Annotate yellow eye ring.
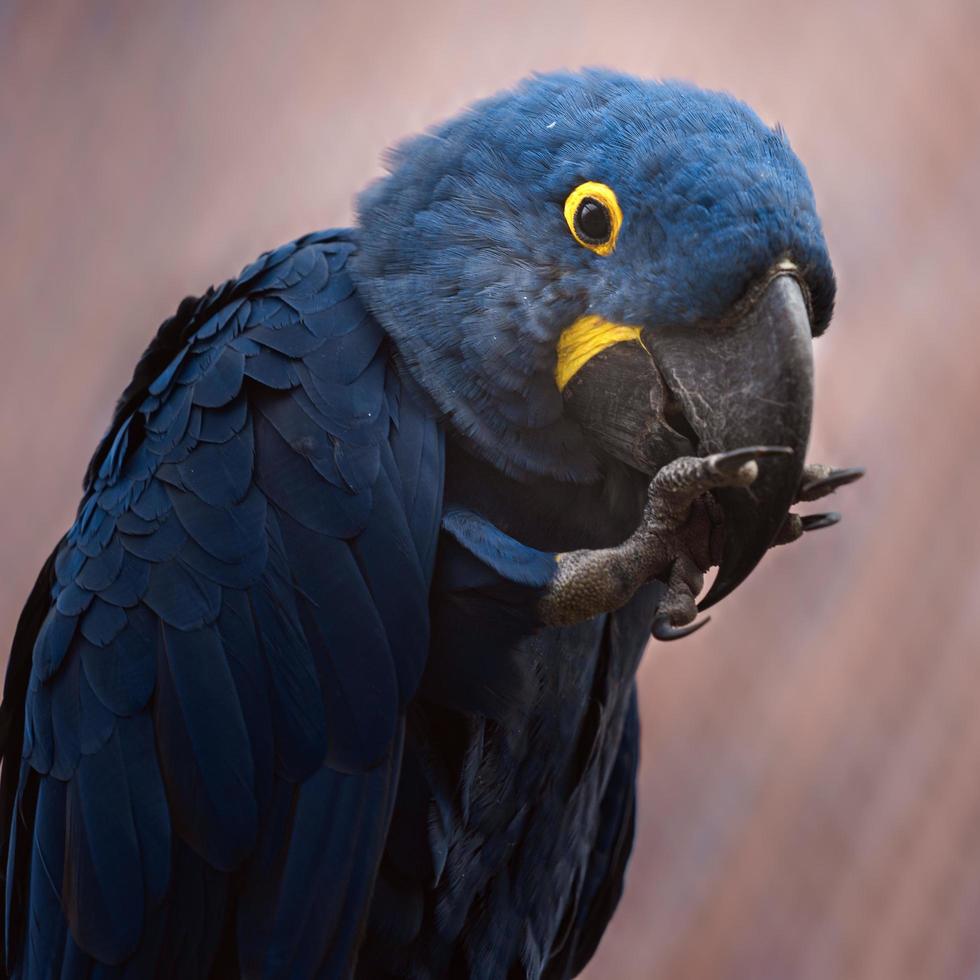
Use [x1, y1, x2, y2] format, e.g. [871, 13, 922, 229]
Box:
[563, 181, 622, 256]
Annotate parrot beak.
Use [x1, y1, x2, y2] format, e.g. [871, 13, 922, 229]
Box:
[645, 270, 814, 609]
[562, 267, 814, 608]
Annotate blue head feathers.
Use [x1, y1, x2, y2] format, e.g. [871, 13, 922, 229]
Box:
[351, 69, 834, 482]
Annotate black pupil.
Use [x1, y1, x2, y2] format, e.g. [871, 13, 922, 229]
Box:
[574, 197, 612, 244]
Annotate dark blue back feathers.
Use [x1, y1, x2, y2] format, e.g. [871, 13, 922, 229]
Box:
[0, 230, 444, 977]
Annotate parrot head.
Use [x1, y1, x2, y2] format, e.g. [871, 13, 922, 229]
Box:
[352, 69, 834, 609]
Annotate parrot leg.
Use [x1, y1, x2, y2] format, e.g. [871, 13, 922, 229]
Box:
[539, 447, 789, 628]
[772, 464, 865, 546]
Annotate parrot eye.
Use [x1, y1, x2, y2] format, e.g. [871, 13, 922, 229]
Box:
[564, 181, 622, 255]
[576, 200, 611, 243]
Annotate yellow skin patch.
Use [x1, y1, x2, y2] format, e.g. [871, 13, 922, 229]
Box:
[554, 316, 647, 391]
[556, 180, 639, 389]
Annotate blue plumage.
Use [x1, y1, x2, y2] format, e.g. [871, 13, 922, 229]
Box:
[1, 229, 444, 977]
[353, 70, 832, 483]
[0, 69, 835, 978]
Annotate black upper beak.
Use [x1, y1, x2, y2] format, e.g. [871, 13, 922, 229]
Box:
[562, 268, 814, 609]
[645, 272, 814, 609]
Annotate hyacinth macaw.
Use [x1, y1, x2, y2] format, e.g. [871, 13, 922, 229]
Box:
[0, 70, 861, 979]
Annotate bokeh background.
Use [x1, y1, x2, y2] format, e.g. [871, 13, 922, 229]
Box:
[2, 1, 979, 977]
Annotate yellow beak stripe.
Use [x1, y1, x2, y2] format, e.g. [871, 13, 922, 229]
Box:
[554, 316, 647, 392]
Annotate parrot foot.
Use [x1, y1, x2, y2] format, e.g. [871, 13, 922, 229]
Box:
[538, 446, 789, 628]
[797, 464, 865, 502]
[773, 464, 864, 546]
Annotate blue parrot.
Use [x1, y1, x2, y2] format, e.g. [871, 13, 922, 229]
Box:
[0, 70, 860, 978]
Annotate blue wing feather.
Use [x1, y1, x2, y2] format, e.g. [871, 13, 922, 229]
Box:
[1, 230, 445, 977]
[197, 391, 248, 443]
[118, 511, 186, 563]
[191, 347, 246, 408]
[25, 776, 68, 978]
[277, 511, 398, 771]
[174, 419, 254, 506]
[79, 599, 127, 648]
[63, 727, 146, 964]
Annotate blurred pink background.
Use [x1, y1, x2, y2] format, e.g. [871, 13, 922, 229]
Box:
[2, 2, 979, 977]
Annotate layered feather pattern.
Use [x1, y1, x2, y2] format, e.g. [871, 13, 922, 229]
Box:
[0, 230, 444, 977]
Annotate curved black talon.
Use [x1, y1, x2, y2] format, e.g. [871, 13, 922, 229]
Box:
[712, 445, 794, 474]
[801, 511, 841, 532]
[652, 614, 711, 642]
[800, 467, 865, 500]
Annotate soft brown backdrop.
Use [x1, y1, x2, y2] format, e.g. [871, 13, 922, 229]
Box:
[2, 2, 979, 978]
